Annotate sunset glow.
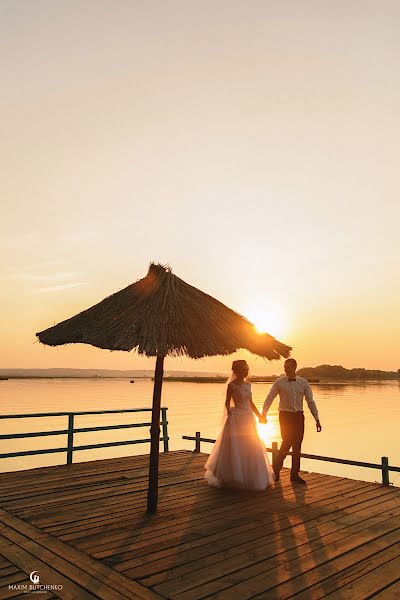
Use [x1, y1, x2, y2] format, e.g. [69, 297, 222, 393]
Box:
[245, 305, 288, 340]
[1, 2, 399, 372]
[257, 414, 281, 446]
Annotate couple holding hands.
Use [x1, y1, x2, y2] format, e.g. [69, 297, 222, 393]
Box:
[205, 358, 322, 490]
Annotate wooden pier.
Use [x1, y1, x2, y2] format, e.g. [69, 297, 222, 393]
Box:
[1, 450, 400, 599]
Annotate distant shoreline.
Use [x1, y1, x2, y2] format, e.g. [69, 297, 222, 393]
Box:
[1, 376, 398, 384]
[0, 364, 398, 383]
[0, 375, 151, 380]
[163, 377, 398, 384]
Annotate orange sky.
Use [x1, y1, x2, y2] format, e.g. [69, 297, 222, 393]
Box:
[1, 1, 399, 374]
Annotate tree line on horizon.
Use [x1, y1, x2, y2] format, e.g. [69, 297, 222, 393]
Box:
[296, 364, 400, 380]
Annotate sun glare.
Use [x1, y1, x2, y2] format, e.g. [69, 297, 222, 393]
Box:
[257, 415, 280, 445]
[245, 304, 287, 339]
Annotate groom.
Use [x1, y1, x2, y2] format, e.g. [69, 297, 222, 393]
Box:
[260, 358, 322, 484]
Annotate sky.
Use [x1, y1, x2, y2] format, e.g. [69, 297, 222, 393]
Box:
[1, 0, 399, 375]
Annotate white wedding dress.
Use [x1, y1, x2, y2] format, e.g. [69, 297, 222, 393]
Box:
[204, 381, 274, 490]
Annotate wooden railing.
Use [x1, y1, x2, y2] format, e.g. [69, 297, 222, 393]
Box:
[0, 408, 169, 465]
[182, 432, 400, 486]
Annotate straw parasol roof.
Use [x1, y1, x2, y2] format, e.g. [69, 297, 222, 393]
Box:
[37, 263, 291, 360]
[37, 263, 291, 513]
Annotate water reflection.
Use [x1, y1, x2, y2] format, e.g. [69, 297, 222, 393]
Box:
[1, 379, 399, 483]
[257, 413, 280, 446]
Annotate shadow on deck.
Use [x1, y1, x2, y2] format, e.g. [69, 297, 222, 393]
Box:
[1, 450, 400, 599]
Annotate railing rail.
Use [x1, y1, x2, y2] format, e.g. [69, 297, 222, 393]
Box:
[183, 432, 400, 486]
[0, 408, 169, 464]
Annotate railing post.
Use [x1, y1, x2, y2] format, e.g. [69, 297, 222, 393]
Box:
[67, 413, 74, 465]
[381, 456, 390, 485]
[272, 442, 278, 469]
[161, 408, 169, 452]
[194, 432, 201, 453]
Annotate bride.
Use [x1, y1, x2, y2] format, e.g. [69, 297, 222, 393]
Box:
[204, 359, 274, 490]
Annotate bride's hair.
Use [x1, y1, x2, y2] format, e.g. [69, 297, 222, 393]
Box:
[231, 359, 248, 376]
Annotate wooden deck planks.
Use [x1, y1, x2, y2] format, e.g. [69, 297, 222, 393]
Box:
[1, 458, 206, 513]
[1, 450, 399, 600]
[112, 484, 394, 572]
[93, 483, 396, 566]
[373, 581, 400, 599]
[138, 497, 400, 588]
[0, 508, 163, 600]
[60, 477, 372, 547]
[151, 514, 400, 598]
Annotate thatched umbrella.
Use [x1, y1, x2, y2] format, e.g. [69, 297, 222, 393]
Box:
[37, 263, 291, 513]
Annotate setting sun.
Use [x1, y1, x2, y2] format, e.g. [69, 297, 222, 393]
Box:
[257, 414, 281, 445]
[245, 304, 288, 339]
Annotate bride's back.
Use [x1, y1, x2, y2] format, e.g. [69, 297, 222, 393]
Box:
[230, 381, 252, 410]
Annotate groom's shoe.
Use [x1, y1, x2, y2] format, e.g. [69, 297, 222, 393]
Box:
[290, 474, 307, 485]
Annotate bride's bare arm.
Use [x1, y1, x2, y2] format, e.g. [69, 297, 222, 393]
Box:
[250, 400, 262, 420]
[225, 385, 233, 416]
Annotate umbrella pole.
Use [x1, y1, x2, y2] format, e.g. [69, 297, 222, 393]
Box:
[146, 355, 164, 514]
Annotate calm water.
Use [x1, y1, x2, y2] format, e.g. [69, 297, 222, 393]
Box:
[0, 378, 399, 484]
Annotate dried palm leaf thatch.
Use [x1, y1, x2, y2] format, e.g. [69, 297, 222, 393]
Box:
[36, 263, 291, 514]
[37, 263, 291, 360]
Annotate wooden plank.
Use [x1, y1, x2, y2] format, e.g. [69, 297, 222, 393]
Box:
[292, 542, 400, 600]
[116, 483, 386, 569]
[102, 483, 395, 566]
[151, 505, 400, 598]
[173, 526, 400, 600]
[0, 452, 319, 503]
[3, 451, 399, 600]
[86, 482, 378, 564]
[0, 534, 99, 600]
[26, 484, 216, 533]
[0, 451, 196, 489]
[37, 479, 222, 527]
[0, 453, 207, 501]
[209, 524, 400, 600]
[0, 453, 198, 508]
[137, 497, 400, 585]
[40, 468, 212, 522]
[52, 479, 282, 533]
[323, 557, 400, 600]
[1, 466, 206, 513]
[7, 460, 392, 548]
[0, 508, 163, 600]
[67, 477, 373, 550]
[0, 564, 20, 577]
[46, 471, 330, 527]
[0, 453, 152, 484]
[24, 461, 216, 515]
[119, 489, 400, 574]
[8, 464, 328, 518]
[37, 475, 330, 541]
[373, 580, 400, 599]
[3, 459, 204, 502]
[260, 525, 400, 600]
[0, 571, 28, 586]
[40, 475, 276, 529]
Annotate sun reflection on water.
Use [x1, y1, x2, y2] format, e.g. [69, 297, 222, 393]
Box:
[257, 413, 281, 446]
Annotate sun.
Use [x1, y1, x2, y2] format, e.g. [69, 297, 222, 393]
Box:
[257, 415, 280, 445]
[244, 304, 287, 339]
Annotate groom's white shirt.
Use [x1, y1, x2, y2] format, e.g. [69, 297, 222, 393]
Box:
[262, 376, 319, 421]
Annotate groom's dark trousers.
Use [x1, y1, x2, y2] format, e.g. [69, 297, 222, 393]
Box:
[275, 411, 304, 476]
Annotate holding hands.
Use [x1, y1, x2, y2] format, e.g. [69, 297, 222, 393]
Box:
[259, 415, 321, 430]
